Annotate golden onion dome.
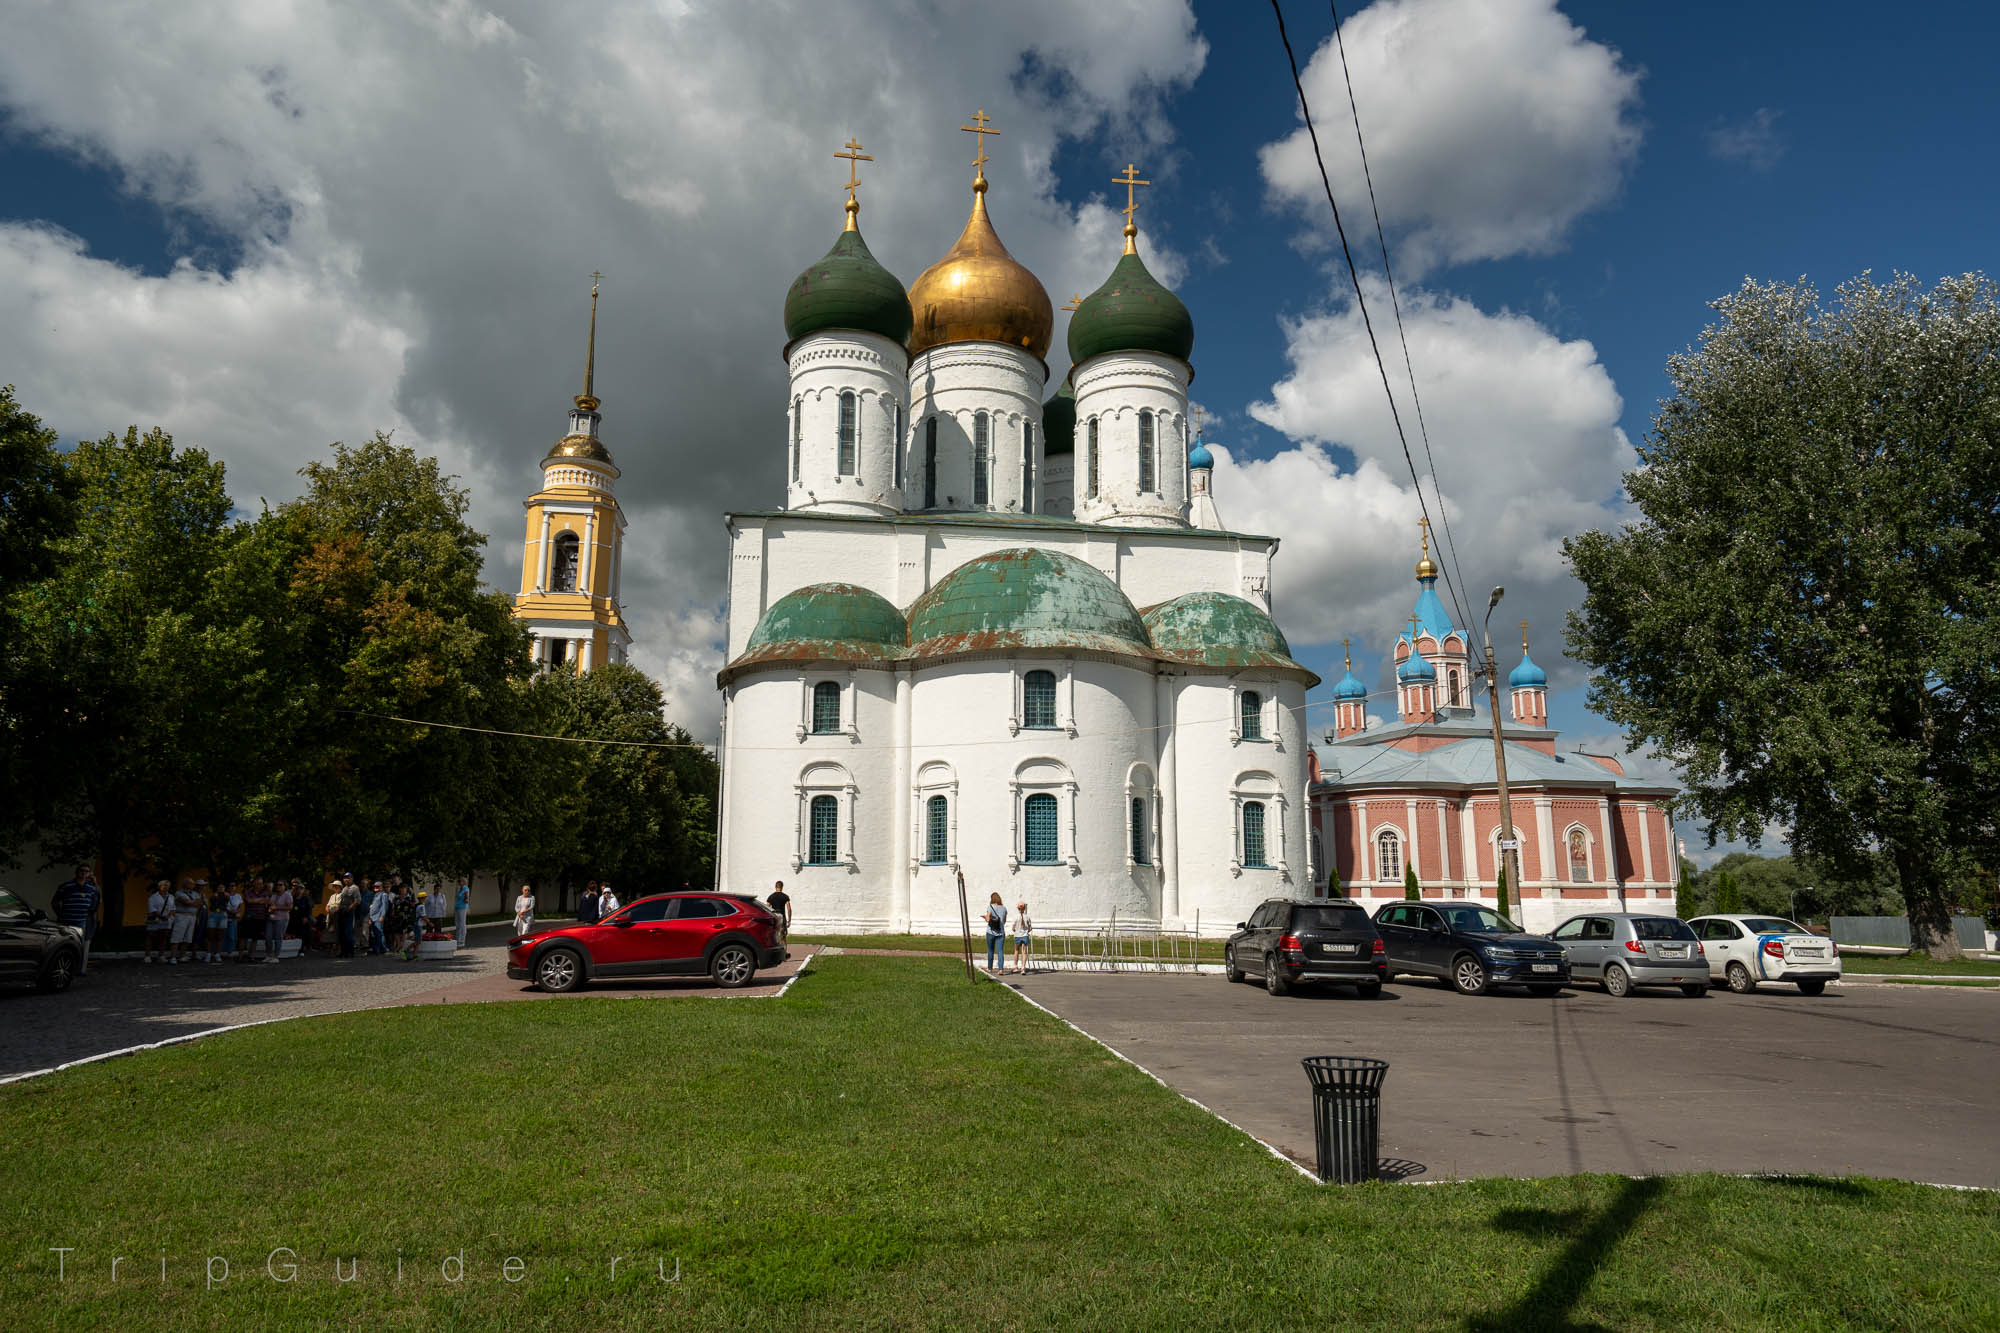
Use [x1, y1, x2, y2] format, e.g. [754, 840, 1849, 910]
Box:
[908, 181, 1053, 361]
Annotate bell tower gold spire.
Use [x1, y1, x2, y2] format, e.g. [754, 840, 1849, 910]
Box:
[578, 271, 601, 411]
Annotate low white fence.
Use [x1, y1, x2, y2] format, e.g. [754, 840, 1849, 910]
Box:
[1022, 910, 1214, 974]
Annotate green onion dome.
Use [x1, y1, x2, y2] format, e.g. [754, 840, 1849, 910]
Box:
[1143, 591, 1316, 682]
[1066, 244, 1194, 367]
[908, 548, 1151, 661]
[1042, 381, 1075, 457]
[726, 583, 907, 676]
[783, 219, 913, 350]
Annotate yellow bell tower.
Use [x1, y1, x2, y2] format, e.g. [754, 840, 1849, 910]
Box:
[515, 275, 630, 669]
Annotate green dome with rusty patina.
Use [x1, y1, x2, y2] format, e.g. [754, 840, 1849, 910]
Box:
[734, 582, 907, 671]
[908, 548, 1152, 660]
[783, 221, 913, 350]
[1144, 591, 1315, 681]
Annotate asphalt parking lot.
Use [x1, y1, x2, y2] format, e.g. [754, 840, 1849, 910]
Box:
[1010, 970, 2000, 1187]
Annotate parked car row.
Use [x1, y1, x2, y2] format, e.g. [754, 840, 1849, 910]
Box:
[1225, 898, 1842, 999]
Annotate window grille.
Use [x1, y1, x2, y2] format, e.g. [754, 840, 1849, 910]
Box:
[1023, 793, 1059, 864]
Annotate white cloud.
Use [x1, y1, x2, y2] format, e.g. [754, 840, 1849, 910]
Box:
[1708, 108, 1785, 171]
[1259, 0, 1642, 273]
[0, 0, 1208, 733]
[1228, 282, 1631, 687]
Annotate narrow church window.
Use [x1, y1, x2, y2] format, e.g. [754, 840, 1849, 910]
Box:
[924, 417, 938, 508]
[1023, 792, 1059, 864]
[1376, 829, 1401, 882]
[1569, 829, 1590, 883]
[811, 681, 842, 734]
[973, 412, 990, 505]
[550, 531, 580, 593]
[791, 398, 801, 483]
[1131, 797, 1150, 865]
[1086, 418, 1100, 498]
[1022, 421, 1034, 510]
[1022, 671, 1057, 729]
[838, 391, 857, 475]
[925, 795, 949, 864]
[1138, 410, 1156, 493]
[1448, 668, 1461, 707]
[1242, 801, 1269, 868]
[1240, 690, 1263, 740]
[894, 400, 904, 490]
[807, 795, 839, 865]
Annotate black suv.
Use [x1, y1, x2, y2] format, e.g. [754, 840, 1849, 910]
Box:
[0, 888, 85, 992]
[1226, 898, 1386, 997]
[1373, 900, 1569, 996]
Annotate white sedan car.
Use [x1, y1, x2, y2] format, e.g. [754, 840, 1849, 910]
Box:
[1687, 915, 1842, 995]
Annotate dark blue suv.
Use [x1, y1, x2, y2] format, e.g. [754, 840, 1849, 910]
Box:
[1373, 901, 1569, 996]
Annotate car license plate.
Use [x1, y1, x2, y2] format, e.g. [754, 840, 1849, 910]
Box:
[1532, 963, 1559, 973]
[1793, 947, 1823, 958]
[1319, 943, 1358, 955]
[1659, 945, 1687, 958]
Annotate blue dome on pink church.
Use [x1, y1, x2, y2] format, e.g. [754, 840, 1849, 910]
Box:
[1509, 651, 1547, 689]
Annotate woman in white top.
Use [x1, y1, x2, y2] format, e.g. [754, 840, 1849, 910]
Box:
[513, 886, 536, 936]
[1011, 901, 1033, 974]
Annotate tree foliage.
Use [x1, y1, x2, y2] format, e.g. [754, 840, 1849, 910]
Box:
[1403, 864, 1420, 901]
[1566, 273, 2000, 956]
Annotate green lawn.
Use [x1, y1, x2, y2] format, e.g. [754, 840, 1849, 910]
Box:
[1839, 953, 2000, 976]
[4, 956, 1996, 1330]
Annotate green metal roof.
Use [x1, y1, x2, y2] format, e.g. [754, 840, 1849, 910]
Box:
[1143, 591, 1316, 681]
[1067, 248, 1194, 367]
[1042, 381, 1075, 457]
[907, 547, 1153, 660]
[733, 582, 907, 670]
[783, 226, 913, 349]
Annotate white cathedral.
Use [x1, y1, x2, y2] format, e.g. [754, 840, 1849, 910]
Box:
[713, 127, 1319, 935]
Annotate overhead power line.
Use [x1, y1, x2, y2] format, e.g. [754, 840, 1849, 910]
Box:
[1267, 0, 1474, 636]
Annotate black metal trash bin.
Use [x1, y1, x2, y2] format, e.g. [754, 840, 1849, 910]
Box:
[1302, 1055, 1389, 1183]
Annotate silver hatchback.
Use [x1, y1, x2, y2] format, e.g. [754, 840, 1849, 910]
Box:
[1549, 912, 1709, 997]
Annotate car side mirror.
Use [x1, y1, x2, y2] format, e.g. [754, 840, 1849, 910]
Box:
[612, 918, 633, 928]
[1235, 922, 1247, 930]
[29, 908, 46, 923]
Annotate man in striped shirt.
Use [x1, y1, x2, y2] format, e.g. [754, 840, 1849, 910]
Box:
[51, 865, 101, 976]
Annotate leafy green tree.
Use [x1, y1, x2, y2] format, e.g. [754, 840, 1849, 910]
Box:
[1713, 871, 1742, 915]
[0, 388, 77, 851]
[1403, 864, 1420, 901]
[1566, 273, 2000, 958]
[1495, 865, 1510, 918]
[1675, 862, 1695, 920]
[1328, 863, 1342, 900]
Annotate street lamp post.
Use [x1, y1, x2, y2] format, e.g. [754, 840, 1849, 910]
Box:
[1481, 587, 1523, 915]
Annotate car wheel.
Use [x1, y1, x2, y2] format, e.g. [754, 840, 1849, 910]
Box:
[1224, 947, 1244, 984]
[1354, 981, 1382, 1000]
[36, 948, 79, 993]
[1726, 962, 1755, 994]
[1797, 979, 1828, 996]
[1603, 963, 1631, 998]
[1681, 984, 1708, 997]
[1263, 955, 1290, 996]
[711, 942, 756, 989]
[534, 947, 584, 993]
[1450, 954, 1490, 996]
[1527, 984, 1562, 997]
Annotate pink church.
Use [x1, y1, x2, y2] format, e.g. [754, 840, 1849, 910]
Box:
[1308, 528, 1681, 932]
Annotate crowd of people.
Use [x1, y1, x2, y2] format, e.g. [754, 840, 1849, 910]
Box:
[140, 872, 473, 964]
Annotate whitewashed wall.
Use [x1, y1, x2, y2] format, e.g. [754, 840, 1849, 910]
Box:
[786, 330, 909, 515]
[907, 341, 1048, 514]
[1071, 350, 1191, 528]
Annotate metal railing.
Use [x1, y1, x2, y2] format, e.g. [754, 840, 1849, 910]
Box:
[1020, 909, 1213, 974]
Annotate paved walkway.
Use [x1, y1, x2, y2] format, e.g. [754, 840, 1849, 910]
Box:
[0, 928, 812, 1078]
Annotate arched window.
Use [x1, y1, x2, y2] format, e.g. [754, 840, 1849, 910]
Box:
[550, 530, 580, 593]
[790, 398, 801, 483]
[1130, 796, 1150, 865]
[1242, 800, 1269, 868]
[1240, 690, 1264, 741]
[1023, 792, 1060, 864]
[807, 795, 839, 865]
[1087, 418, 1099, 498]
[925, 795, 949, 865]
[1138, 410, 1156, 493]
[1568, 829, 1590, 883]
[1311, 831, 1326, 892]
[923, 417, 938, 508]
[811, 681, 841, 734]
[1022, 670, 1057, 729]
[1022, 421, 1034, 510]
[972, 412, 990, 505]
[1447, 668, 1461, 707]
[893, 400, 904, 489]
[1376, 828, 1402, 882]
[837, 391, 857, 475]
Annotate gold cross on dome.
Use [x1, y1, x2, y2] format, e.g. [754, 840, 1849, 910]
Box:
[960, 109, 1000, 180]
[1113, 162, 1150, 229]
[1408, 613, 1423, 643]
[1060, 293, 1084, 312]
[1341, 636, 1352, 669]
[834, 138, 871, 205]
[1193, 403, 1206, 435]
[1520, 619, 1532, 651]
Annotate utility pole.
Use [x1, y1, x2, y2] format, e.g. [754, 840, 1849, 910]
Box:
[1481, 587, 1523, 914]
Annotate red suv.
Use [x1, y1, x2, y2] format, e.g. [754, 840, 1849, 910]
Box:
[506, 893, 787, 993]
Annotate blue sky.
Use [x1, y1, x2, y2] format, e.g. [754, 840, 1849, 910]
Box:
[3, 0, 1994, 860]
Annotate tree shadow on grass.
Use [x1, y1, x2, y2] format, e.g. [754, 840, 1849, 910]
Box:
[1465, 1175, 1665, 1333]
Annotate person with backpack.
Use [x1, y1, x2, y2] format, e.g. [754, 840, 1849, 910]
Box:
[983, 892, 1008, 972]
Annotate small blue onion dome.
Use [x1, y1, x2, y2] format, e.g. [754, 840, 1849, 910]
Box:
[1509, 650, 1548, 689]
[1397, 650, 1436, 682]
[1188, 433, 1214, 469]
[1333, 665, 1367, 700]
